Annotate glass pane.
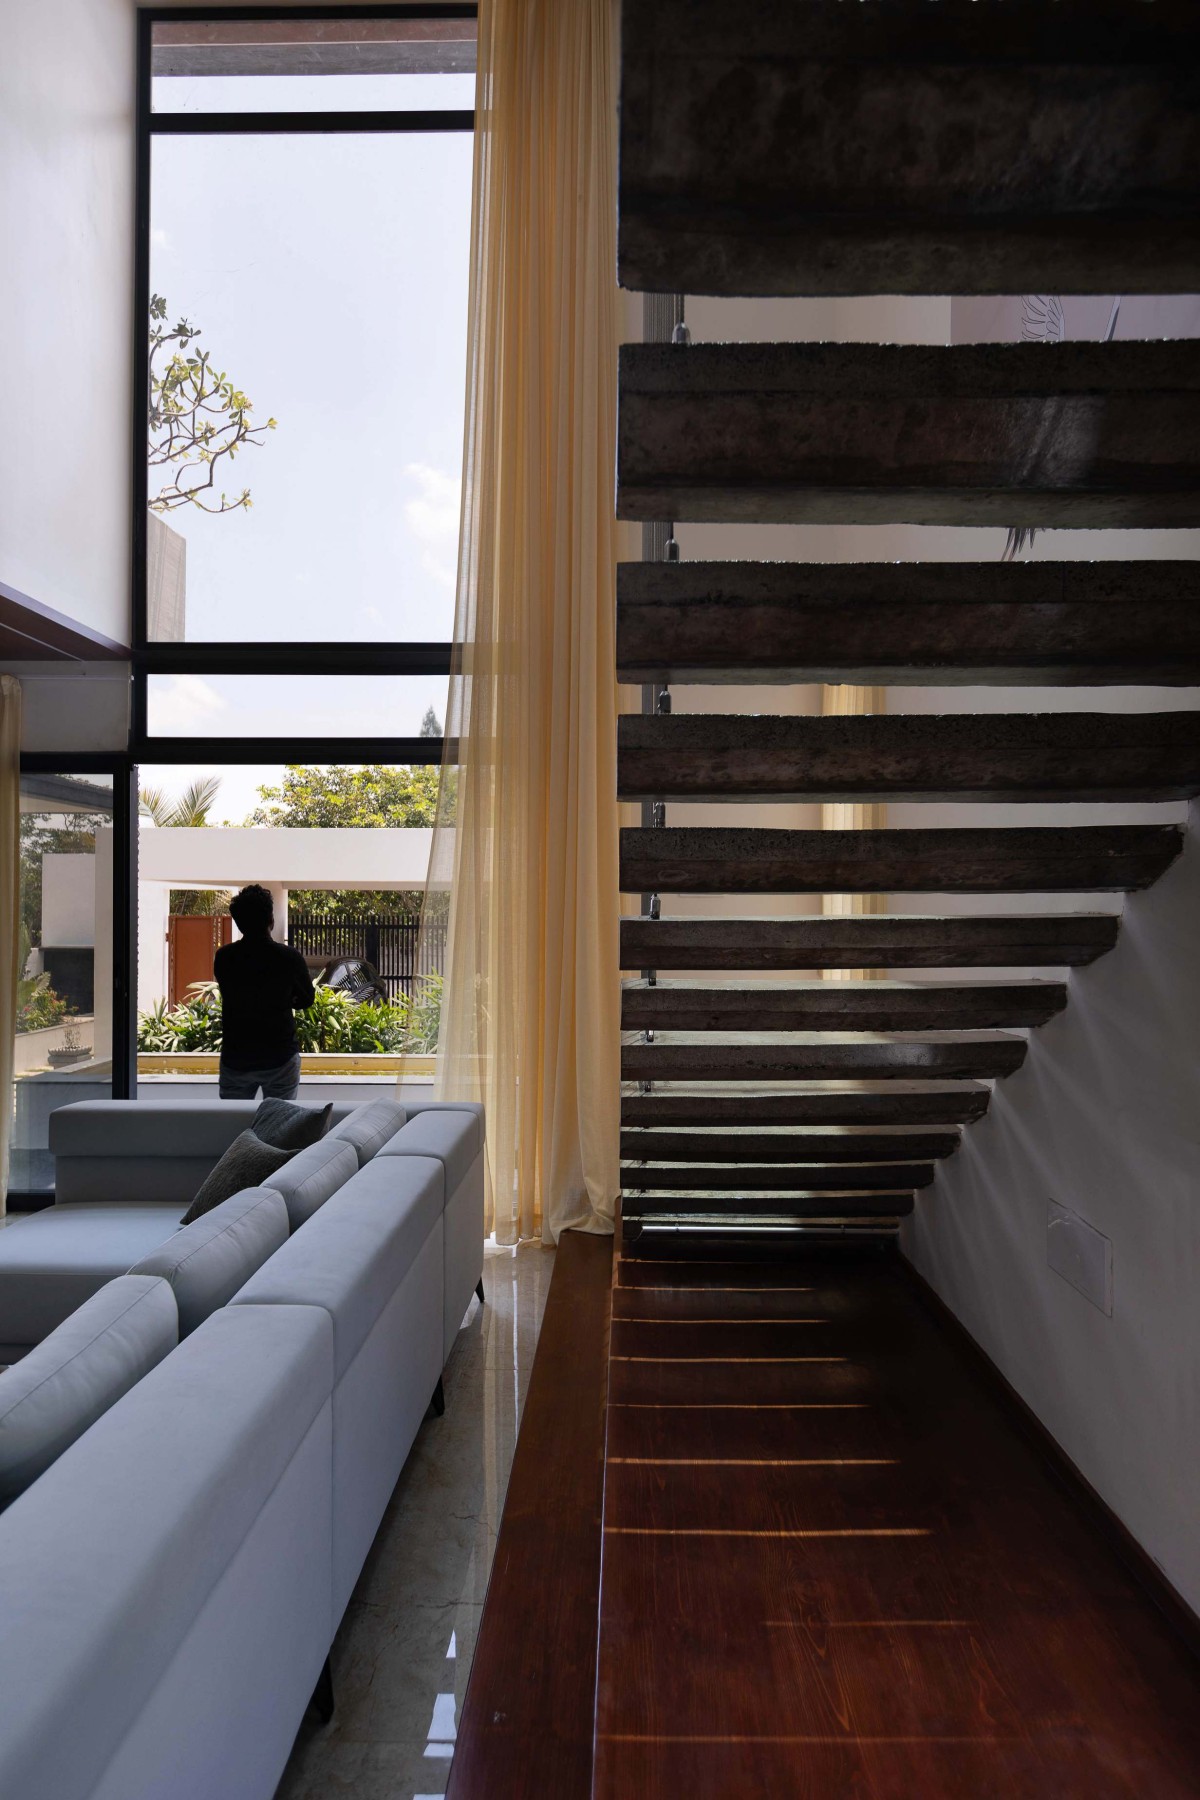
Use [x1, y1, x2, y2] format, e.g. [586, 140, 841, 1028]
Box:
[151, 17, 476, 112]
[145, 674, 451, 739]
[147, 130, 471, 641]
[13, 773, 114, 1194]
[135, 762, 447, 1098]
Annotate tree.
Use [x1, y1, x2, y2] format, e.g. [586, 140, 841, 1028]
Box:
[419, 706, 443, 737]
[245, 764, 443, 921]
[148, 294, 276, 514]
[139, 776, 230, 917]
[246, 764, 441, 831]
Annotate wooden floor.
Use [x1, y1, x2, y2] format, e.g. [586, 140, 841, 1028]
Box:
[592, 1245, 1200, 1799]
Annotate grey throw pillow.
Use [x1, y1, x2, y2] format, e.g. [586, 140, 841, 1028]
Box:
[180, 1130, 297, 1226]
[252, 1098, 333, 1151]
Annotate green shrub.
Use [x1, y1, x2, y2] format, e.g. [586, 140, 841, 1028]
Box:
[136, 979, 441, 1057]
[16, 973, 70, 1035]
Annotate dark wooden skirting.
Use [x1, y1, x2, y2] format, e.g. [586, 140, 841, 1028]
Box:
[445, 1230, 613, 1800]
[902, 1257, 1200, 1662]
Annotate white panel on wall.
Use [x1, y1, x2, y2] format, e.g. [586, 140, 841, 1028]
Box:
[1047, 1203, 1114, 1316]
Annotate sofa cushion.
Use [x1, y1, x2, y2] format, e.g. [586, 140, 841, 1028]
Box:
[378, 1109, 479, 1198]
[400, 1098, 484, 1156]
[0, 1205, 186, 1351]
[231, 1156, 443, 1379]
[261, 1137, 359, 1231]
[179, 1130, 297, 1227]
[0, 1303, 333, 1800]
[327, 1098, 407, 1167]
[252, 1097, 333, 1151]
[130, 1190, 289, 1336]
[0, 1276, 177, 1505]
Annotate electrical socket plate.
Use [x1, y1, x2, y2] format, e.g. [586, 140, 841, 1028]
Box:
[1047, 1201, 1113, 1316]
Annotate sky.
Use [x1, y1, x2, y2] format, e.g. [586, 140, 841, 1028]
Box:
[149, 71, 472, 646]
[144, 66, 471, 821]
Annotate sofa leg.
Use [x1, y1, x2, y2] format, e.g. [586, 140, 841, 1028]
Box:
[475, 1277, 485, 1305]
[310, 1655, 335, 1725]
[431, 1376, 446, 1417]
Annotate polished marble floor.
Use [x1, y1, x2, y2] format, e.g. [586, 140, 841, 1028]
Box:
[275, 1240, 557, 1800]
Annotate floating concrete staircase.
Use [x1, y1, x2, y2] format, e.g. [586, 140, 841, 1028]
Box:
[615, 0, 1200, 1249]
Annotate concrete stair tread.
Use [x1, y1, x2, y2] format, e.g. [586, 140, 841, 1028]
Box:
[618, 711, 1200, 803]
[621, 979, 1066, 1031]
[619, 1129, 960, 1162]
[620, 1197, 916, 1220]
[620, 913, 1121, 969]
[622, 1036, 1027, 1082]
[617, 340, 1200, 528]
[619, 0, 1200, 295]
[620, 824, 1183, 895]
[615, 559, 1200, 687]
[621, 1161, 935, 1191]
[620, 1090, 992, 1127]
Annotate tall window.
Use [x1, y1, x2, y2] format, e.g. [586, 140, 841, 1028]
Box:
[131, 9, 473, 1099]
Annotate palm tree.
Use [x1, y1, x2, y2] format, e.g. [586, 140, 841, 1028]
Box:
[138, 775, 222, 828]
[138, 775, 229, 916]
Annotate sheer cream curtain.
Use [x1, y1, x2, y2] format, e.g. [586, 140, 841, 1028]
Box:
[1, 676, 22, 1215]
[418, 0, 623, 1245]
[821, 683, 887, 981]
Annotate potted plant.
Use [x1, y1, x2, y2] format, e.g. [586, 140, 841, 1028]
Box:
[47, 1019, 85, 1067]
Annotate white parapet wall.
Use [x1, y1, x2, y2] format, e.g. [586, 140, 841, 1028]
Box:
[137, 826, 443, 892]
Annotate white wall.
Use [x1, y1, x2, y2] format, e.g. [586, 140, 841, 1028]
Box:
[138, 882, 170, 1013]
[903, 801, 1200, 1614]
[0, 0, 135, 642]
[139, 824, 441, 889]
[42, 853, 97, 947]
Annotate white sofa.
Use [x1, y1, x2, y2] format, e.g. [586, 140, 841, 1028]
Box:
[0, 1095, 484, 1361]
[0, 1094, 486, 1800]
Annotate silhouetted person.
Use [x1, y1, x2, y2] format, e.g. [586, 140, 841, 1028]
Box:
[215, 884, 314, 1100]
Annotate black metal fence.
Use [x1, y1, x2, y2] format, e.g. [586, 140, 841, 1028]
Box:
[289, 913, 447, 1003]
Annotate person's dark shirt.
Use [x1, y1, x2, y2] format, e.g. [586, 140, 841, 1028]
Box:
[214, 934, 315, 1071]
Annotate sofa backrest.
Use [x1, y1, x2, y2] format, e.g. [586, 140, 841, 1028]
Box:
[0, 1303, 334, 1800]
[326, 1097, 407, 1166]
[129, 1188, 289, 1335]
[378, 1108, 480, 1196]
[231, 1154, 444, 1381]
[401, 1098, 484, 1156]
[262, 1136, 360, 1231]
[0, 1276, 178, 1505]
[50, 1099, 358, 1205]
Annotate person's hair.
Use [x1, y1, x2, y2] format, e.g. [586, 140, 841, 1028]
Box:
[230, 884, 274, 935]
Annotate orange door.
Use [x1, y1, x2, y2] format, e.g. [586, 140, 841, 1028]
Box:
[168, 915, 233, 1007]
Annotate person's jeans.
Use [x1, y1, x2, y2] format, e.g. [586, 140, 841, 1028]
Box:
[218, 1053, 301, 1101]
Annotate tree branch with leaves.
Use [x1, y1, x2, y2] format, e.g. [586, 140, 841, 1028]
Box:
[148, 294, 276, 514]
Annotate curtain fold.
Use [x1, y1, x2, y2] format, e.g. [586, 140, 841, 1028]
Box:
[1, 676, 22, 1215]
[419, 0, 622, 1245]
